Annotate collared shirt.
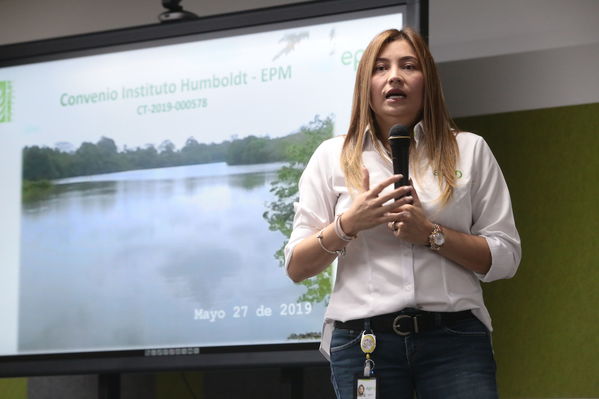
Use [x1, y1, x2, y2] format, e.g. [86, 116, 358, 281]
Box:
[284, 123, 521, 360]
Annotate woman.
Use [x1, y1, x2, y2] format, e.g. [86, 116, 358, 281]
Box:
[284, 28, 521, 399]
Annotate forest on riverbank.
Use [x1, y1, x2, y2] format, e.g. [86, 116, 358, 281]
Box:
[22, 126, 316, 181]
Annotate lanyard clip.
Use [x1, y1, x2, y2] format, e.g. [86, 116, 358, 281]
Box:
[360, 332, 376, 354]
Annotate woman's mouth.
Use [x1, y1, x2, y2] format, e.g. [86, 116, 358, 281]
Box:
[385, 89, 407, 99]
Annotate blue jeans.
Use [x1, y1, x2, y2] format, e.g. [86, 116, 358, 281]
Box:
[330, 314, 498, 399]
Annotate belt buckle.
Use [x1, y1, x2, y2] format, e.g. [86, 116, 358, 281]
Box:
[392, 314, 419, 336]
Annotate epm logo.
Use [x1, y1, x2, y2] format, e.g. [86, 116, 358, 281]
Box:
[0, 81, 13, 123]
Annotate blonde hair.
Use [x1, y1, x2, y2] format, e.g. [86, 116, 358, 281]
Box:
[340, 28, 459, 205]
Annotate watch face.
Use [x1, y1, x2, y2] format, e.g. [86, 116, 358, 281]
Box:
[433, 232, 445, 246]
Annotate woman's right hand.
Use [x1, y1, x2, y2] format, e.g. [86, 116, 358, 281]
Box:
[287, 168, 412, 283]
[340, 168, 414, 236]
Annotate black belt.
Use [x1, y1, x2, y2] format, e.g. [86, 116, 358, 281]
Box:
[334, 309, 475, 336]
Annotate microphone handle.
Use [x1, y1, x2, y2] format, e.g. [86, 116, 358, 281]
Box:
[390, 138, 410, 189]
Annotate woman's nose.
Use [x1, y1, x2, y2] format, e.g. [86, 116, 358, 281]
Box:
[388, 67, 403, 84]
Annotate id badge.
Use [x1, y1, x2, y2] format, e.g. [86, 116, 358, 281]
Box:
[355, 375, 377, 399]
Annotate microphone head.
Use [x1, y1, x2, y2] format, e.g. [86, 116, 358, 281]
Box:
[388, 124, 409, 139]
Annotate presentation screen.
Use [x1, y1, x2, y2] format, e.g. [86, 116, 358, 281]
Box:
[0, 1, 405, 373]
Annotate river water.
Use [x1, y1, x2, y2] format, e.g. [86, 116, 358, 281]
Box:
[19, 162, 325, 353]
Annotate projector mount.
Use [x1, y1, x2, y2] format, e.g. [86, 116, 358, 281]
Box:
[158, 0, 199, 23]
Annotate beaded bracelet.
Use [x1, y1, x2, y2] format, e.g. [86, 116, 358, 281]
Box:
[334, 213, 357, 242]
[317, 229, 346, 257]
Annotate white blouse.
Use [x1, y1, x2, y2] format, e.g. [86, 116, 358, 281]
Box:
[284, 123, 521, 360]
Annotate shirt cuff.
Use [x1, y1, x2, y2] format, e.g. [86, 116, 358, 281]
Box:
[475, 235, 520, 282]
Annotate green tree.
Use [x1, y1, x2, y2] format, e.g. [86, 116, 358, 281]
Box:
[158, 139, 179, 167]
[22, 146, 63, 180]
[263, 115, 334, 304]
[97, 136, 117, 155]
[127, 145, 160, 170]
[226, 135, 280, 165]
[96, 136, 123, 173]
[180, 137, 203, 164]
[71, 142, 103, 176]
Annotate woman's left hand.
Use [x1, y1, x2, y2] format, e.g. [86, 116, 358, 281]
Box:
[387, 184, 434, 245]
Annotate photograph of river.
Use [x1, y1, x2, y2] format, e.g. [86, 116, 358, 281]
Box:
[18, 161, 326, 353]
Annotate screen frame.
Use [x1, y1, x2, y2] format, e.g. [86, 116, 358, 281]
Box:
[0, 0, 427, 378]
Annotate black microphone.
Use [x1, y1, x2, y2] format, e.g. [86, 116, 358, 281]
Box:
[388, 124, 410, 190]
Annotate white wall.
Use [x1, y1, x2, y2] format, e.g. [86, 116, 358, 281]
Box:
[428, 0, 599, 117]
[429, 0, 599, 62]
[0, 0, 302, 45]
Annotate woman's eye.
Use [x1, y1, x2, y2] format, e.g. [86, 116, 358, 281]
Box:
[374, 65, 387, 72]
[402, 64, 417, 71]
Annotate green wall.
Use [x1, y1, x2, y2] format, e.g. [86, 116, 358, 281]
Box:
[155, 371, 203, 398]
[0, 378, 27, 398]
[455, 102, 599, 398]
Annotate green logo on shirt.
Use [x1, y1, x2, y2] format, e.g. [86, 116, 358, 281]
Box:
[0, 81, 13, 123]
[433, 170, 463, 178]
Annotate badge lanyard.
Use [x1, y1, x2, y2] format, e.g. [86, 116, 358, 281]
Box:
[360, 331, 376, 377]
[356, 321, 377, 398]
